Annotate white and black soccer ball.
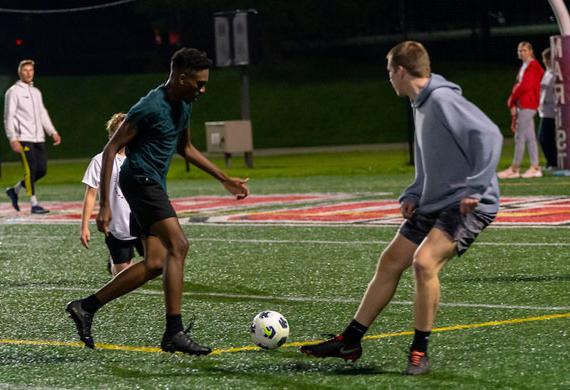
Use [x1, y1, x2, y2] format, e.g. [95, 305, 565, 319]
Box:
[250, 310, 290, 350]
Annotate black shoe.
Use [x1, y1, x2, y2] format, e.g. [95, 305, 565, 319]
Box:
[31, 205, 49, 214]
[6, 188, 19, 212]
[160, 322, 212, 355]
[65, 300, 95, 349]
[299, 334, 362, 362]
[405, 350, 430, 375]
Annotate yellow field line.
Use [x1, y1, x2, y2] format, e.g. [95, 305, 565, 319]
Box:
[1, 312, 569, 355]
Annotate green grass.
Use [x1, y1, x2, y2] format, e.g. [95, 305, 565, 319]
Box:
[0, 148, 569, 388]
[0, 221, 568, 389]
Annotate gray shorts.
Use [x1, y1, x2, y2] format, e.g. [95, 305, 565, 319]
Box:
[399, 204, 496, 256]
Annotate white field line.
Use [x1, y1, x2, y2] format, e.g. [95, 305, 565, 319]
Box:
[0, 384, 69, 390]
[5, 285, 570, 312]
[1, 236, 569, 247]
[2, 220, 570, 229]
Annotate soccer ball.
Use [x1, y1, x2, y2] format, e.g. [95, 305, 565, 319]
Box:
[250, 310, 290, 350]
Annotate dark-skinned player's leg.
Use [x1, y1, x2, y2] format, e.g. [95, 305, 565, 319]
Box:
[66, 233, 163, 348]
[148, 217, 211, 355]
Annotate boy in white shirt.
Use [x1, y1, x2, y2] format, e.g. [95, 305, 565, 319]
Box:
[80, 113, 142, 276]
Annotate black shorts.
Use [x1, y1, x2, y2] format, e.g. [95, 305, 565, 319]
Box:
[105, 232, 144, 264]
[399, 204, 496, 256]
[119, 172, 177, 237]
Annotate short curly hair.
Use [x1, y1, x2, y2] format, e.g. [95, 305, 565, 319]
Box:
[171, 48, 213, 74]
[105, 112, 126, 138]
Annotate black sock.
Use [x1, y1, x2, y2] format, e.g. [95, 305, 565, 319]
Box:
[410, 329, 431, 353]
[81, 295, 103, 315]
[165, 314, 183, 337]
[342, 319, 368, 344]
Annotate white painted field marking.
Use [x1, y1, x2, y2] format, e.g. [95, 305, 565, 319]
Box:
[1, 236, 569, 247]
[4, 285, 569, 312]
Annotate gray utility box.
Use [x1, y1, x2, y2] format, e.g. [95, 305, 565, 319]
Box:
[205, 120, 253, 168]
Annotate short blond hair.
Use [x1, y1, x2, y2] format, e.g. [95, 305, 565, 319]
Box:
[387, 41, 431, 78]
[105, 113, 126, 138]
[18, 59, 35, 73]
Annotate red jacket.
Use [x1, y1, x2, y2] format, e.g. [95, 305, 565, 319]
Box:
[507, 59, 544, 110]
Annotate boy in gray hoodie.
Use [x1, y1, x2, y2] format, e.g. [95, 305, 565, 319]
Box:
[300, 41, 503, 375]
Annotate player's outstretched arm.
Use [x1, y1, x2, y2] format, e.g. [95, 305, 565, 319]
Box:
[177, 129, 249, 200]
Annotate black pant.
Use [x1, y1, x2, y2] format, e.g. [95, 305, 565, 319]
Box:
[538, 117, 557, 168]
[19, 142, 47, 196]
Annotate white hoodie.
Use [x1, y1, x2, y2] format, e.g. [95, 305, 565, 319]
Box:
[4, 80, 57, 143]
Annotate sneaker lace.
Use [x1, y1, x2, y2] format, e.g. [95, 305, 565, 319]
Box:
[321, 333, 341, 341]
[183, 316, 196, 336]
[409, 350, 425, 366]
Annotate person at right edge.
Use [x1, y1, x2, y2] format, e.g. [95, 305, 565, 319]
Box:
[537, 48, 557, 171]
[300, 41, 503, 375]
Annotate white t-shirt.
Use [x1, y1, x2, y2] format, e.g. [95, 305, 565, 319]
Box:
[82, 152, 135, 241]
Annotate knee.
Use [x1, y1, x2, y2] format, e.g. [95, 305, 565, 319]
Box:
[145, 257, 164, 273]
[412, 250, 438, 280]
[412, 258, 431, 280]
[166, 234, 189, 259]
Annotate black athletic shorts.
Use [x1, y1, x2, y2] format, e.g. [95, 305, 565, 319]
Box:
[399, 203, 496, 256]
[105, 232, 144, 264]
[119, 172, 177, 237]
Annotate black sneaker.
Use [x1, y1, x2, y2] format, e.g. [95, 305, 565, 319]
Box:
[31, 205, 49, 214]
[299, 334, 362, 362]
[405, 350, 430, 375]
[6, 188, 19, 212]
[65, 300, 95, 349]
[160, 322, 212, 356]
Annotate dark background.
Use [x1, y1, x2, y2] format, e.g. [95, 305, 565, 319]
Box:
[0, 0, 565, 161]
[0, 0, 561, 75]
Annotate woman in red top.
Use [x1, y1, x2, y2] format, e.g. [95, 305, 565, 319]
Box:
[498, 41, 544, 179]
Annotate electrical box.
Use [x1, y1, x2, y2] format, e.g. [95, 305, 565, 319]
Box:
[205, 120, 253, 167]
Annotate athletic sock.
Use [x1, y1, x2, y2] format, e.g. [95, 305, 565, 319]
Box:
[81, 294, 103, 315]
[410, 329, 431, 353]
[165, 314, 183, 337]
[342, 319, 368, 344]
[30, 195, 39, 207]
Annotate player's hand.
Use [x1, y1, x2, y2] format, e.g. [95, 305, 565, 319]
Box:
[9, 140, 22, 154]
[510, 114, 517, 134]
[80, 227, 90, 249]
[222, 177, 250, 200]
[96, 206, 112, 236]
[400, 200, 416, 220]
[52, 132, 61, 146]
[460, 197, 479, 215]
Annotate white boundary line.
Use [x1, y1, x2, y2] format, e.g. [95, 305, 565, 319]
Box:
[4, 285, 569, 312]
[2, 236, 569, 247]
[5, 220, 569, 228]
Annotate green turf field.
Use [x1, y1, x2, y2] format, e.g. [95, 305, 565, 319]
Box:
[0, 151, 569, 389]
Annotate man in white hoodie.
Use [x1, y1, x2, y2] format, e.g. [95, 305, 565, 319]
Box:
[4, 59, 61, 214]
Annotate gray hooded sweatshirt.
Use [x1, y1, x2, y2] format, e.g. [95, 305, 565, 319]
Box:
[399, 74, 502, 215]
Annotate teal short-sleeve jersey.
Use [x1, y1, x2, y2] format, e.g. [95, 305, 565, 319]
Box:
[122, 85, 191, 190]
